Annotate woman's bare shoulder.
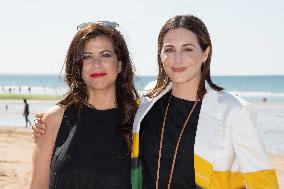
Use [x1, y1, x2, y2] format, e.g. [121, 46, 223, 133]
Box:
[43, 105, 65, 126]
[36, 105, 65, 144]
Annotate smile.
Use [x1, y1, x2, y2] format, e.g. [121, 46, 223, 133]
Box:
[171, 67, 187, 72]
[90, 72, 107, 78]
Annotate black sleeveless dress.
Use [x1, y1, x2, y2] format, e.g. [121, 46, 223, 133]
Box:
[49, 105, 131, 189]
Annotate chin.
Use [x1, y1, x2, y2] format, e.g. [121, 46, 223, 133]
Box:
[85, 81, 105, 90]
[169, 71, 201, 85]
[171, 79, 192, 85]
[92, 84, 113, 91]
[169, 75, 192, 84]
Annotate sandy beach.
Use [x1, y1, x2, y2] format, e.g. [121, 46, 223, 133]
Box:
[0, 127, 283, 188]
[0, 127, 32, 189]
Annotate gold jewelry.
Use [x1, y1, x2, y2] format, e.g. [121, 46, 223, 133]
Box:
[155, 95, 199, 189]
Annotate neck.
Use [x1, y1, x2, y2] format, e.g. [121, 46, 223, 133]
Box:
[172, 78, 200, 101]
[88, 87, 117, 110]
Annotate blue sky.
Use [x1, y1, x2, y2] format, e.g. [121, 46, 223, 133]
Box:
[0, 0, 283, 76]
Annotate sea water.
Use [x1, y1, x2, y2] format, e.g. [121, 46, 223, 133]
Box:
[0, 74, 284, 154]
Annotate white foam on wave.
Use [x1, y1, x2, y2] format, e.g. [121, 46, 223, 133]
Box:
[0, 85, 67, 96]
[229, 91, 284, 98]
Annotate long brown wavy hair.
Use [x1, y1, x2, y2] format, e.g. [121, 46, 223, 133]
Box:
[57, 23, 139, 151]
[148, 15, 223, 99]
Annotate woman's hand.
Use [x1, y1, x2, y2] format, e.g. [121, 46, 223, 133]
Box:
[32, 113, 47, 140]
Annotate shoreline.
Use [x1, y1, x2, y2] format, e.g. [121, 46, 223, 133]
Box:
[0, 94, 62, 100]
[0, 127, 283, 188]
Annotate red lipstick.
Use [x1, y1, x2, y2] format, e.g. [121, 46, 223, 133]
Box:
[90, 72, 107, 78]
[172, 67, 187, 72]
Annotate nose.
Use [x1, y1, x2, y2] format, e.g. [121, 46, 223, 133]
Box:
[173, 53, 182, 65]
[91, 57, 103, 67]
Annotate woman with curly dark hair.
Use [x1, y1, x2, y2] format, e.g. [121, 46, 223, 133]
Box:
[29, 21, 138, 189]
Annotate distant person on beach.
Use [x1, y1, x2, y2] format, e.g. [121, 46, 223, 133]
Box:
[5, 104, 8, 111]
[28, 86, 31, 94]
[23, 99, 31, 127]
[263, 97, 267, 103]
[32, 16, 279, 188]
[29, 21, 138, 189]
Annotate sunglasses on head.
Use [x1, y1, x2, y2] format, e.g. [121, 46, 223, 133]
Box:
[76, 21, 119, 30]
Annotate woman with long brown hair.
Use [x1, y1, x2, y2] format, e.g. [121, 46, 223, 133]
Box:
[29, 21, 138, 189]
[131, 15, 278, 188]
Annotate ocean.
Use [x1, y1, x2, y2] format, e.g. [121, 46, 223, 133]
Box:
[0, 74, 284, 154]
[1, 74, 284, 103]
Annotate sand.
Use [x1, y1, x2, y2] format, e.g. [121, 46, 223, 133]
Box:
[0, 126, 283, 189]
[0, 127, 32, 189]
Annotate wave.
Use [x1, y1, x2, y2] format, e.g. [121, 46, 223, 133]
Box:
[0, 85, 67, 96]
[229, 91, 284, 98]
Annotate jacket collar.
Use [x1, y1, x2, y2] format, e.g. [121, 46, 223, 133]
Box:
[133, 81, 221, 133]
[148, 82, 221, 119]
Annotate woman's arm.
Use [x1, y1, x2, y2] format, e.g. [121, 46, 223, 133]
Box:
[231, 104, 279, 188]
[28, 105, 64, 189]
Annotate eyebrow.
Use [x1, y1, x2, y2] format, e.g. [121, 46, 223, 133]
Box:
[83, 50, 113, 54]
[182, 43, 196, 47]
[164, 43, 196, 48]
[100, 50, 113, 54]
[82, 52, 92, 55]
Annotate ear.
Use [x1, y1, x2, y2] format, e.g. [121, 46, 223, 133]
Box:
[118, 61, 122, 73]
[202, 46, 211, 63]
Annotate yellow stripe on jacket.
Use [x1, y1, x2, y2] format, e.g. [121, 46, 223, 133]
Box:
[195, 154, 278, 189]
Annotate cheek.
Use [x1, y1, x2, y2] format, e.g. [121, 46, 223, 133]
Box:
[82, 63, 89, 73]
[160, 53, 168, 63]
[191, 53, 204, 64]
[81, 64, 91, 82]
[161, 61, 172, 76]
[189, 56, 203, 74]
[161, 54, 172, 69]
[105, 62, 118, 73]
[105, 63, 117, 75]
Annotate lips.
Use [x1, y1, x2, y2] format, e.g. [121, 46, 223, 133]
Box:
[171, 67, 187, 72]
[90, 72, 107, 78]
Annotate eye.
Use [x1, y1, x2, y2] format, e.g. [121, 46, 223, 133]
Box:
[164, 48, 174, 53]
[82, 54, 92, 60]
[101, 53, 111, 58]
[184, 48, 193, 52]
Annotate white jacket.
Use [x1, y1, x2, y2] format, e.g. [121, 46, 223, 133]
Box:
[131, 83, 278, 189]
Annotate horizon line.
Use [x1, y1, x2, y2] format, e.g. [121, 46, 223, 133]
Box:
[0, 73, 284, 77]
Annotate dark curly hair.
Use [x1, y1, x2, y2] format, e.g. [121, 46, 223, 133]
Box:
[148, 15, 223, 99]
[57, 23, 139, 152]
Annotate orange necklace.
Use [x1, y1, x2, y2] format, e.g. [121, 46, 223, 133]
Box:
[155, 95, 199, 189]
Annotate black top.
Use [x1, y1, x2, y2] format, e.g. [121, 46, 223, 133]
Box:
[50, 105, 131, 189]
[140, 92, 202, 189]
